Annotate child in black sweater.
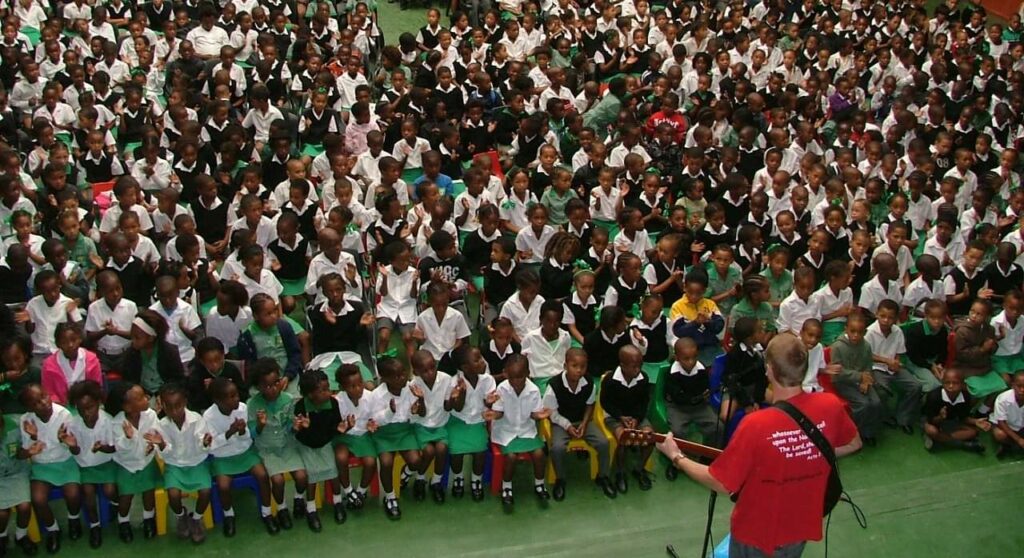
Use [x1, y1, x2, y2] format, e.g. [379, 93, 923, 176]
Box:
[664, 338, 719, 480]
[720, 317, 767, 423]
[305, 273, 374, 356]
[582, 306, 634, 379]
[292, 370, 349, 526]
[480, 318, 519, 384]
[599, 345, 653, 493]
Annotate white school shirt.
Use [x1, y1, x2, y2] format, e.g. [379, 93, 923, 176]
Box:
[943, 167, 977, 210]
[391, 137, 432, 169]
[520, 328, 571, 380]
[32, 102, 76, 129]
[453, 191, 495, 232]
[410, 372, 455, 429]
[85, 297, 138, 355]
[515, 225, 556, 264]
[165, 234, 208, 261]
[589, 186, 622, 222]
[99, 204, 154, 234]
[203, 403, 253, 458]
[500, 292, 546, 340]
[21, 404, 74, 464]
[238, 269, 283, 300]
[906, 194, 931, 231]
[608, 143, 651, 168]
[959, 207, 998, 244]
[992, 311, 1024, 357]
[67, 411, 115, 468]
[113, 409, 163, 472]
[776, 292, 820, 334]
[802, 344, 825, 393]
[451, 372, 496, 425]
[130, 158, 173, 192]
[229, 216, 276, 249]
[149, 299, 202, 362]
[376, 265, 418, 324]
[414, 220, 458, 260]
[613, 229, 652, 265]
[499, 191, 536, 231]
[1001, 229, 1024, 268]
[990, 389, 1024, 431]
[490, 379, 543, 446]
[26, 295, 83, 355]
[367, 384, 416, 427]
[943, 264, 986, 297]
[415, 307, 470, 360]
[872, 243, 913, 281]
[865, 322, 906, 373]
[810, 285, 853, 325]
[242, 106, 285, 143]
[903, 277, 944, 313]
[858, 277, 903, 315]
[131, 236, 161, 267]
[160, 410, 211, 467]
[151, 205, 190, 237]
[335, 391, 375, 436]
[0, 195, 36, 237]
[186, 25, 230, 57]
[205, 306, 253, 350]
[305, 252, 363, 304]
[923, 235, 965, 275]
[542, 374, 596, 430]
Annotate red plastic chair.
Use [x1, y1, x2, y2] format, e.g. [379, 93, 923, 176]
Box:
[488, 443, 532, 495]
[349, 456, 379, 497]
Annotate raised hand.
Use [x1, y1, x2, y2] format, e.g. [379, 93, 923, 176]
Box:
[484, 390, 499, 406]
[366, 419, 379, 433]
[203, 432, 213, 447]
[256, 410, 268, 428]
[123, 420, 135, 439]
[22, 420, 37, 440]
[292, 414, 310, 431]
[58, 424, 78, 450]
[143, 430, 165, 449]
[409, 384, 424, 399]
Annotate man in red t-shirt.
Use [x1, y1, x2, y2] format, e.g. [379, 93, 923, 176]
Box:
[657, 333, 863, 558]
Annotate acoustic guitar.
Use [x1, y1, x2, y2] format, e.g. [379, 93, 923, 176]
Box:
[620, 430, 723, 461]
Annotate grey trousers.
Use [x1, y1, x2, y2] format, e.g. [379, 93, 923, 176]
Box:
[550, 422, 609, 479]
[667, 402, 721, 447]
[871, 369, 924, 427]
[729, 538, 806, 558]
[833, 380, 884, 438]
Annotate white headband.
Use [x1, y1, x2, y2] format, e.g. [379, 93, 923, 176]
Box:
[132, 317, 156, 337]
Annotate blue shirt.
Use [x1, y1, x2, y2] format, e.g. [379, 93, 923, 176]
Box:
[413, 173, 454, 197]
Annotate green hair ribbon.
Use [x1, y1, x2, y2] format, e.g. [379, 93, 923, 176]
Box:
[377, 347, 399, 359]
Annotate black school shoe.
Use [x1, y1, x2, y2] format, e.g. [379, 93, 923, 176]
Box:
[534, 483, 550, 500]
[67, 518, 81, 541]
[291, 499, 306, 519]
[413, 479, 427, 501]
[383, 498, 401, 520]
[142, 518, 156, 539]
[276, 508, 293, 530]
[595, 476, 617, 499]
[430, 482, 446, 503]
[222, 517, 236, 538]
[88, 526, 102, 549]
[470, 480, 484, 502]
[306, 510, 322, 533]
[500, 488, 514, 507]
[552, 479, 566, 501]
[16, 536, 37, 556]
[451, 477, 465, 498]
[615, 472, 629, 494]
[333, 502, 347, 524]
[261, 515, 280, 535]
[633, 469, 653, 491]
[665, 465, 678, 481]
[44, 533, 59, 555]
[346, 490, 365, 510]
[118, 523, 133, 543]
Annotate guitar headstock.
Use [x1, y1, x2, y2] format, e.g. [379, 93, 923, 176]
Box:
[621, 429, 655, 447]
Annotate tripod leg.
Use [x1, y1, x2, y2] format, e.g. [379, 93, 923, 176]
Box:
[666, 544, 680, 558]
[700, 491, 718, 558]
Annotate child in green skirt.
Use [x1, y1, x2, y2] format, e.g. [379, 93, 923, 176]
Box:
[812, 260, 855, 346]
[0, 405, 37, 555]
[19, 384, 82, 553]
[333, 365, 377, 511]
[447, 346, 495, 501]
[408, 350, 453, 503]
[110, 384, 163, 542]
[248, 359, 311, 532]
[484, 355, 551, 507]
[367, 358, 424, 520]
[157, 383, 213, 544]
[203, 377, 277, 536]
[293, 370, 349, 529]
[67, 380, 117, 549]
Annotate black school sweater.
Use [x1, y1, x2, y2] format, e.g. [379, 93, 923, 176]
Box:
[903, 320, 949, 368]
[306, 301, 369, 355]
[548, 372, 594, 424]
[664, 364, 711, 406]
[293, 397, 342, 449]
[599, 372, 651, 420]
[582, 331, 631, 379]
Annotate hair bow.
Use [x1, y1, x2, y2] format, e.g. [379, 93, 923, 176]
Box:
[377, 347, 399, 359]
[345, 223, 359, 234]
[573, 259, 592, 272]
[764, 242, 785, 254]
[629, 302, 641, 318]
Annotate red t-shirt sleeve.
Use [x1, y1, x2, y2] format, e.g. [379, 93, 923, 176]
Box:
[823, 393, 859, 448]
[708, 416, 760, 494]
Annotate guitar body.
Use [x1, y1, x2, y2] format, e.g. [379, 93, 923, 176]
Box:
[621, 429, 723, 461]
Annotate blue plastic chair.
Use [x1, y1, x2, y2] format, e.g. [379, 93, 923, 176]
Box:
[209, 474, 261, 524]
[47, 486, 112, 526]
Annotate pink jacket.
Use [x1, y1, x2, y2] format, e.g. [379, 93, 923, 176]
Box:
[41, 349, 103, 405]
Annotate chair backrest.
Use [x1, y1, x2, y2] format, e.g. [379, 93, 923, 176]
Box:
[226, 359, 246, 383]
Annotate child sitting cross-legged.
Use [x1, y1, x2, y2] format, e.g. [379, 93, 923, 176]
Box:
[542, 348, 615, 501]
[921, 369, 989, 454]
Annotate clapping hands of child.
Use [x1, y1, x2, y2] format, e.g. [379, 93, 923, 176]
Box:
[21, 419, 38, 441]
[858, 371, 874, 394]
[122, 420, 135, 439]
[143, 430, 165, 453]
[256, 410, 268, 429]
[228, 418, 247, 436]
[57, 424, 78, 450]
[292, 414, 311, 431]
[337, 415, 356, 434]
[359, 312, 375, 327]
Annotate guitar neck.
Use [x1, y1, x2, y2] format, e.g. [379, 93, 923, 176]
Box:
[651, 433, 723, 461]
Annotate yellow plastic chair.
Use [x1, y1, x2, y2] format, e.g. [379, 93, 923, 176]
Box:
[594, 374, 654, 473]
[539, 419, 604, 484]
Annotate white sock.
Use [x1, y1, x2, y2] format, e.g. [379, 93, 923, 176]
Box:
[15, 527, 26, 538]
[471, 473, 482, 483]
[978, 404, 991, 414]
[67, 513, 80, 520]
[175, 509, 185, 518]
[501, 480, 512, 490]
[142, 509, 154, 520]
[294, 489, 306, 500]
[89, 521, 100, 528]
[223, 508, 235, 518]
[117, 514, 130, 524]
[276, 497, 288, 511]
[355, 485, 367, 495]
[191, 512, 203, 521]
[416, 472, 426, 481]
[431, 473, 442, 485]
[46, 522, 58, 533]
[260, 505, 271, 518]
[331, 492, 342, 505]
[305, 500, 317, 513]
[384, 491, 396, 500]
[342, 484, 352, 495]
[534, 478, 545, 487]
